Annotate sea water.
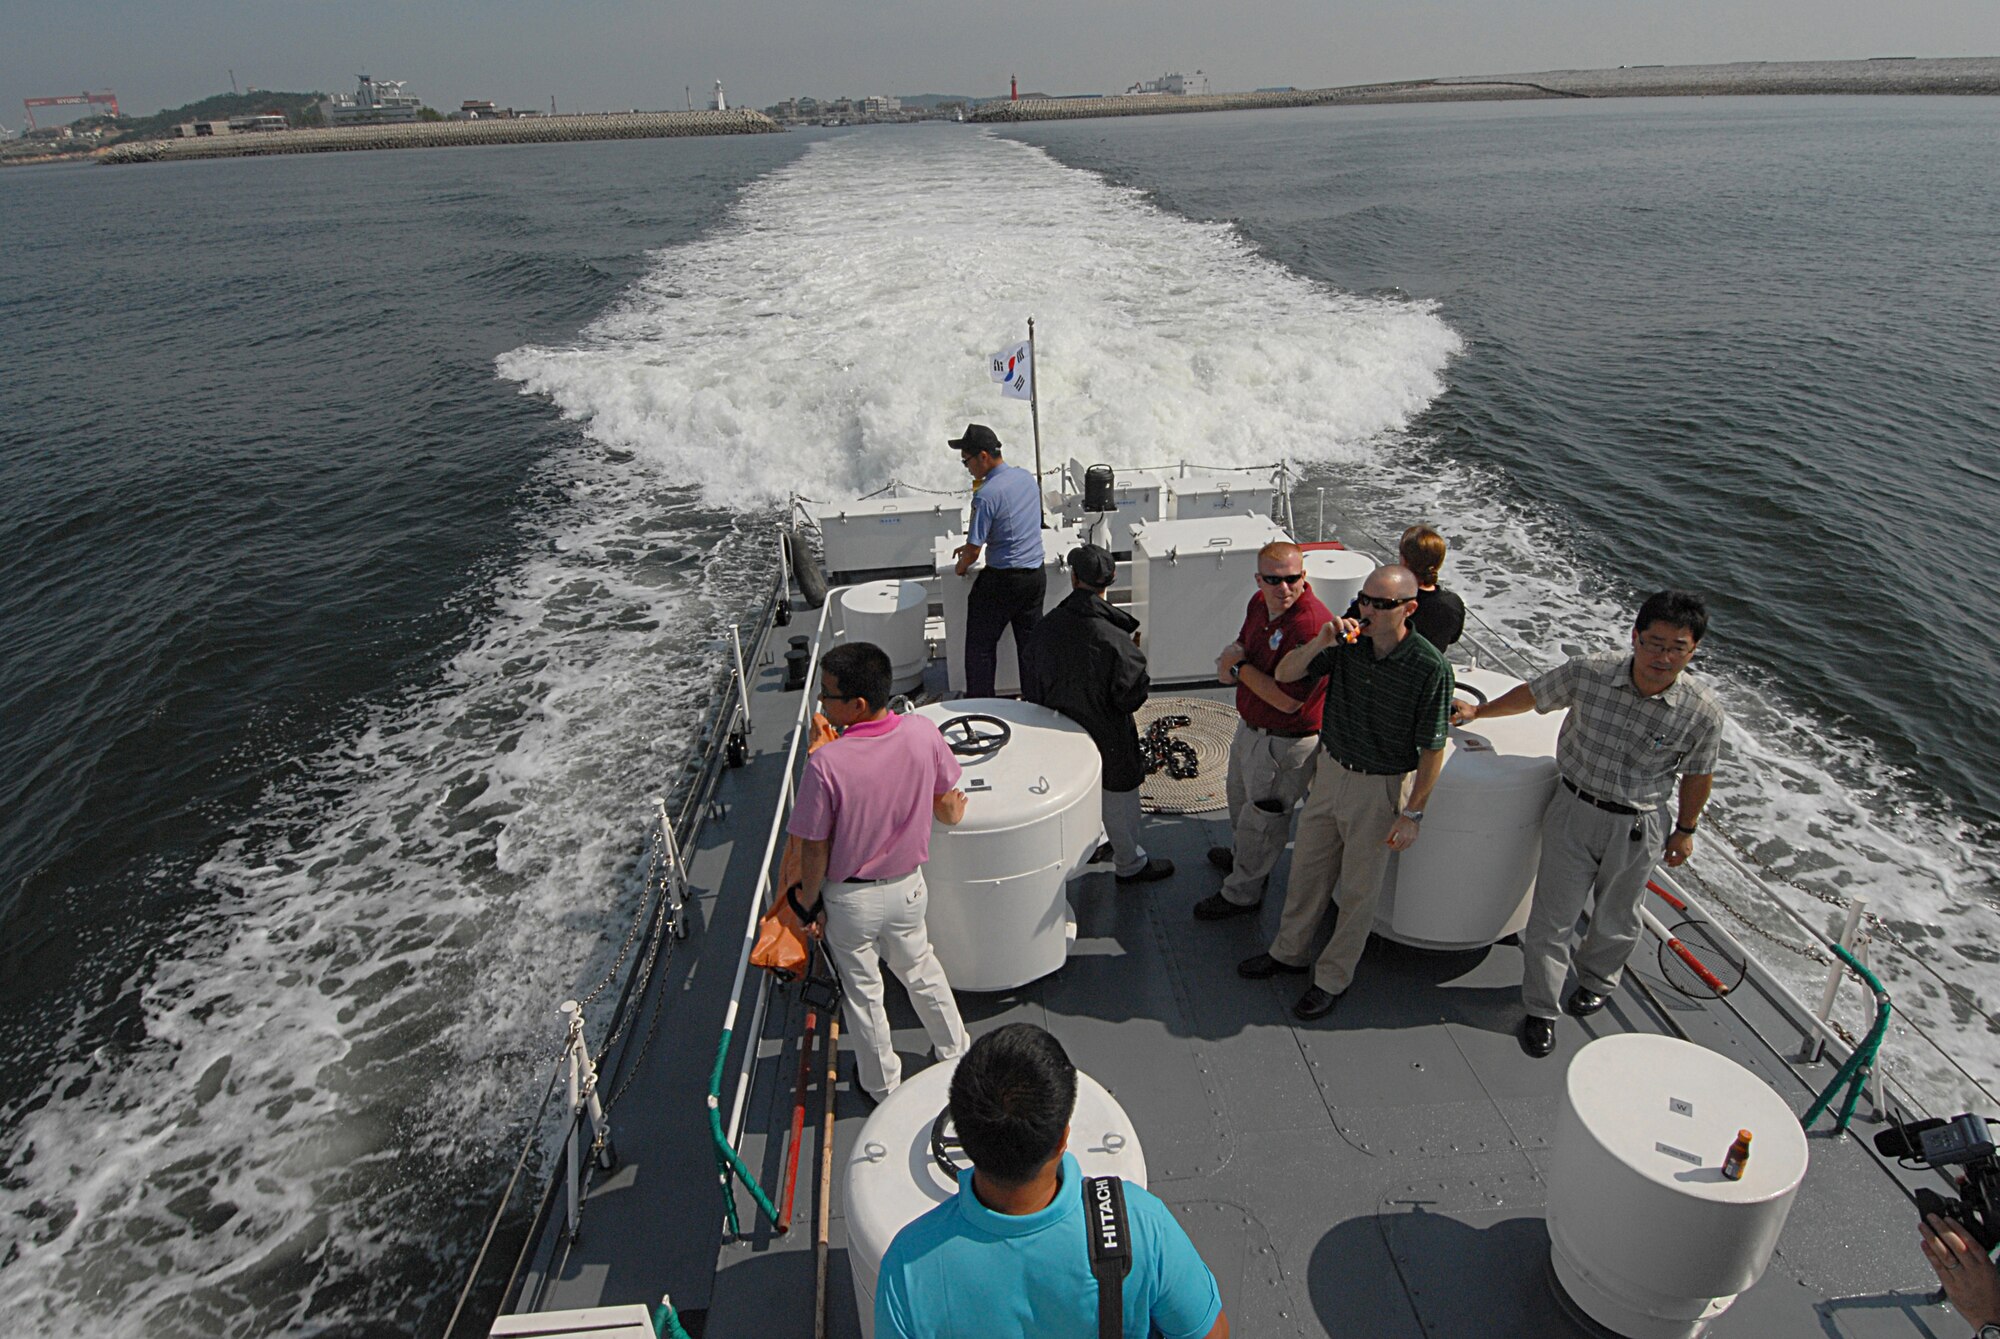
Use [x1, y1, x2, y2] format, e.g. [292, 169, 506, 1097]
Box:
[1, 99, 1996, 1336]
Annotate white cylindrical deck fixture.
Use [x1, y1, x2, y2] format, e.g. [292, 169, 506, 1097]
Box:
[1301, 545, 1373, 614]
[836, 580, 929, 692]
[913, 700, 1103, 991]
[1372, 666, 1564, 949]
[1547, 1034, 1809, 1338]
[845, 1058, 1148, 1339]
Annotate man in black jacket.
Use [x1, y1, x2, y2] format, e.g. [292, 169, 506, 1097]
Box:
[1023, 544, 1174, 883]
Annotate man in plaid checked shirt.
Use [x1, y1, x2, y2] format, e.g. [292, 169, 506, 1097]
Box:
[1452, 590, 1725, 1059]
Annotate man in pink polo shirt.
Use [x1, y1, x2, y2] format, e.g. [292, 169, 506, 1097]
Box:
[791, 641, 971, 1102]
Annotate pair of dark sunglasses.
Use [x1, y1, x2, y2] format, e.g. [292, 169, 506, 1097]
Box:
[1355, 593, 1411, 610]
[1258, 573, 1305, 587]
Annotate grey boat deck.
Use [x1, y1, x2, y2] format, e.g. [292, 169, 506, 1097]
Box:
[515, 641, 1954, 1338]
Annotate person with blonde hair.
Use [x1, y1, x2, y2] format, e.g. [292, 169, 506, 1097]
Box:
[1384, 525, 1466, 653]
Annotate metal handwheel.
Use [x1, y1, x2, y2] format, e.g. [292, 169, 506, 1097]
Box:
[940, 713, 1012, 758]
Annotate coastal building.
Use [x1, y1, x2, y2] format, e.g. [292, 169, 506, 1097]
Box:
[457, 100, 513, 120]
[710, 81, 727, 112]
[169, 120, 233, 138]
[863, 95, 901, 115]
[1124, 70, 1210, 96]
[324, 76, 422, 126]
[228, 114, 287, 133]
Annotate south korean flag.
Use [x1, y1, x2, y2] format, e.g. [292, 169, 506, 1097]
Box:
[990, 341, 1033, 401]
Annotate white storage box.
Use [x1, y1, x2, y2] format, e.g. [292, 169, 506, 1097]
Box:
[1127, 514, 1292, 684]
[1163, 471, 1276, 522]
[815, 495, 965, 580]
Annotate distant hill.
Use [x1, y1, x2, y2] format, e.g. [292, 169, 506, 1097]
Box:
[120, 91, 330, 137]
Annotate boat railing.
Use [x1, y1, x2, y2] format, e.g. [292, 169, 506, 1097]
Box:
[1326, 499, 1997, 1126]
[438, 549, 787, 1337]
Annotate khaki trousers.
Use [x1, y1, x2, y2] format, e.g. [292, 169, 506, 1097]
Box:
[1221, 723, 1322, 907]
[1268, 760, 1411, 995]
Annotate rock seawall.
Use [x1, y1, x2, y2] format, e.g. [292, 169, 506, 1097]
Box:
[973, 57, 2000, 123]
[100, 109, 780, 164]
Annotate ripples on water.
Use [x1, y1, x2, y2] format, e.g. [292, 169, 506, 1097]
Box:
[2, 101, 1998, 1336]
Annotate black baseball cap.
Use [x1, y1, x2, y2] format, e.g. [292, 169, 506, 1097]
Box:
[949, 423, 1003, 455]
[1068, 544, 1116, 589]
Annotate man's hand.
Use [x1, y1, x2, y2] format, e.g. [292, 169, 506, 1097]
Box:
[1385, 815, 1422, 852]
[1663, 829, 1695, 867]
[1313, 617, 1359, 650]
[1921, 1213, 2000, 1328]
[1217, 643, 1247, 684]
[1449, 698, 1479, 726]
[933, 788, 968, 826]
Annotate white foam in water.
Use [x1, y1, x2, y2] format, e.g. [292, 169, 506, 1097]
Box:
[497, 131, 1462, 505]
[6, 126, 1993, 1338]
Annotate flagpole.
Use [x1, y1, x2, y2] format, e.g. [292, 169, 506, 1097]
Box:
[1027, 317, 1046, 527]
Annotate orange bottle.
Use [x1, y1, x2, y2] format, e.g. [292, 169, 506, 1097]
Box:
[1721, 1129, 1752, 1180]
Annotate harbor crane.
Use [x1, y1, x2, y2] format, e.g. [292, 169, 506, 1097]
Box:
[24, 91, 120, 130]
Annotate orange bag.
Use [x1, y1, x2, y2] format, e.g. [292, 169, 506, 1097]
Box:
[749, 713, 838, 980]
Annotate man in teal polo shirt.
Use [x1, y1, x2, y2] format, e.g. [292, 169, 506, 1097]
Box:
[875, 1024, 1228, 1339]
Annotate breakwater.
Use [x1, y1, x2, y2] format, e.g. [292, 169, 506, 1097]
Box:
[972, 56, 2000, 122]
[99, 109, 780, 165]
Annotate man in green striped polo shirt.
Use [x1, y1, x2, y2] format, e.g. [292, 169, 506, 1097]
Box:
[1236, 564, 1452, 1019]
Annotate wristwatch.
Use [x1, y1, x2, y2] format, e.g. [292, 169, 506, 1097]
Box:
[1674, 823, 1699, 836]
[1975, 1323, 2000, 1339]
[1401, 809, 1425, 822]
[1227, 663, 1242, 682]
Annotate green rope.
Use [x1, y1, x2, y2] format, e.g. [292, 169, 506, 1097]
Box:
[707, 1028, 782, 1232]
[1802, 943, 1891, 1135]
[652, 1298, 694, 1339]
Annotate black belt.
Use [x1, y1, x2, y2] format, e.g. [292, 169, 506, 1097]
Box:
[841, 872, 913, 884]
[1324, 747, 1403, 777]
[1254, 725, 1317, 740]
[1563, 777, 1642, 816]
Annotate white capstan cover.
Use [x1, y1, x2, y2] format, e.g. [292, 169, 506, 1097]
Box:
[1301, 545, 1374, 615]
[845, 1058, 1148, 1339]
[1371, 666, 1565, 950]
[836, 580, 929, 693]
[488, 1304, 656, 1338]
[1128, 514, 1293, 684]
[933, 529, 1076, 697]
[914, 699, 1103, 991]
[815, 496, 964, 579]
[1547, 1035, 1809, 1339]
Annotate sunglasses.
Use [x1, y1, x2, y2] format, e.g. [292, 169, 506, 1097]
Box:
[1259, 573, 1305, 587]
[1355, 593, 1411, 610]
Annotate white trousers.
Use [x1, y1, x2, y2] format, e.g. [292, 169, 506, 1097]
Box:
[821, 869, 968, 1099]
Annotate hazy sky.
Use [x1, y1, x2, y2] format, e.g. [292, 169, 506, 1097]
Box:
[3, 0, 1993, 121]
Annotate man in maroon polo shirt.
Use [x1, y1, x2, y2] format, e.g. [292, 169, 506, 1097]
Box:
[1193, 541, 1335, 921]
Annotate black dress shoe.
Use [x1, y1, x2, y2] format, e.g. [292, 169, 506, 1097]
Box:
[1207, 846, 1235, 873]
[1519, 1015, 1557, 1058]
[1192, 892, 1259, 921]
[1115, 857, 1175, 884]
[1293, 986, 1341, 1020]
[1237, 951, 1308, 979]
[1566, 986, 1609, 1017]
[1087, 841, 1115, 865]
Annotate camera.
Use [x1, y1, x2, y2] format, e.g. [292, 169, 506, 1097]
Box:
[1875, 1112, 2000, 1250]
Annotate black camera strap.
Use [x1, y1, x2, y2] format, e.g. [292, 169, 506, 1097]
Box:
[1082, 1175, 1133, 1339]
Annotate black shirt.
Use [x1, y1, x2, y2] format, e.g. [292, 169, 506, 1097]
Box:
[1344, 584, 1466, 653]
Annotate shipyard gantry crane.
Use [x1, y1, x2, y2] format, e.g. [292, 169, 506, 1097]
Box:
[23, 91, 121, 130]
